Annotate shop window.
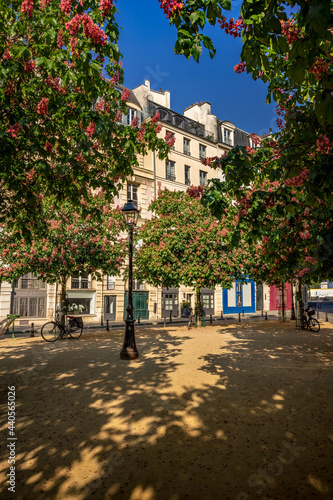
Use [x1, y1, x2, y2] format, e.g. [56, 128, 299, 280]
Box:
[67, 298, 92, 315]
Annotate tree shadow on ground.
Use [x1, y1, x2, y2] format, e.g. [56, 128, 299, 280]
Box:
[0, 322, 332, 500]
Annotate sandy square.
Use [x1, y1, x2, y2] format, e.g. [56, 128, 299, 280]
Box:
[0, 320, 332, 499]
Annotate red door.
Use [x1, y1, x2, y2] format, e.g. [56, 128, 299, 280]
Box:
[270, 283, 292, 310]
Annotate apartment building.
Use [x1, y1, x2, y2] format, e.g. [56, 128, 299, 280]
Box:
[0, 80, 265, 327]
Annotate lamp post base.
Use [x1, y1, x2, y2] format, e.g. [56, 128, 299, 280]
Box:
[120, 347, 139, 360]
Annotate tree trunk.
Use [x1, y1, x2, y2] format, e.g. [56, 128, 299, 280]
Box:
[298, 277, 305, 329]
[59, 276, 67, 326]
[290, 281, 296, 320]
[195, 288, 201, 327]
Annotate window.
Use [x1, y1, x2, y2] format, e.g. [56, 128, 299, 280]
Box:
[164, 295, 174, 310]
[133, 279, 145, 290]
[125, 108, 141, 126]
[202, 294, 214, 310]
[127, 183, 139, 207]
[223, 129, 233, 146]
[166, 161, 176, 181]
[107, 276, 115, 290]
[71, 273, 90, 289]
[199, 144, 206, 159]
[199, 170, 207, 186]
[67, 298, 92, 315]
[13, 296, 46, 317]
[184, 166, 191, 186]
[183, 138, 191, 155]
[14, 273, 46, 290]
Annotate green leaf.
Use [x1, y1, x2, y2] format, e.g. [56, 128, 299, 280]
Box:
[191, 42, 202, 62]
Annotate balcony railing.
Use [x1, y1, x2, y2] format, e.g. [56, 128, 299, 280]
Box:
[71, 279, 91, 289]
[166, 173, 176, 181]
[185, 178, 191, 186]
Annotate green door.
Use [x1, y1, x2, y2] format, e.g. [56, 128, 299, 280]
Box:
[124, 292, 149, 320]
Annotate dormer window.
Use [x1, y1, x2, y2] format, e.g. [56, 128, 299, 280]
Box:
[123, 108, 141, 126]
[223, 129, 233, 146]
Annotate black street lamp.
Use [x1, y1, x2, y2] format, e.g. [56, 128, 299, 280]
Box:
[120, 200, 139, 360]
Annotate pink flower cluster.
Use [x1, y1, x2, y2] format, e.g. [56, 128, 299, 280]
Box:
[5, 80, 15, 97]
[114, 110, 123, 122]
[37, 97, 49, 116]
[152, 112, 160, 123]
[218, 16, 244, 38]
[69, 36, 79, 56]
[85, 122, 96, 137]
[24, 59, 35, 73]
[95, 99, 105, 112]
[60, 0, 71, 16]
[65, 13, 107, 46]
[45, 142, 53, 154]
[39, 0, 52, 9]
[186, 185, 205, 198]
[76, 153, 85, 164]
[201, 156, 221, 166]
[280, 20, 300, 44]
[284, 169, 309, 187]
[45, 76, 66, 94]
[131, 116, 139, 128]
[310, 57, 329, 80]
[121, 87, 130, 101]
[111, 69, 121, 85]
[316, 134, 332, 154]
[159, 0, 183, 19]
[234, 62, 246, 73]
[3, 42, 13, 60]
[82, 13, 108, 45]
[276, 118, 284, 130]
[66, 13, 81, 36]
[7, 123, 21, 138]
[99, 0, 113, 17]
[57, 29, 65, 48]
[21, 0, 34, 17]
[165, 132, 175, 148]
[137, 123, 146, 142]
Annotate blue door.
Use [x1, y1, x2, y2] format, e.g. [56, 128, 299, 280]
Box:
[223, 280, 255, 314]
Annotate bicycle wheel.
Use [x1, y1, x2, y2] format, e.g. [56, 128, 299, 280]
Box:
[308, 317, 320, 332]
[41, 322, 61, 342]
[69, 325, 83, 339]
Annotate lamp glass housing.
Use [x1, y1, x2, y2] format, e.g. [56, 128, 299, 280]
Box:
[122, 200, 139, 227]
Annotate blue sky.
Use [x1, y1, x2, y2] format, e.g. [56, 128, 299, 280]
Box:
[115, 0, 278, 136]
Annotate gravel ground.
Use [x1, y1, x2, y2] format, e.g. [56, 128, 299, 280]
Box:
[0, 320, 332, 500]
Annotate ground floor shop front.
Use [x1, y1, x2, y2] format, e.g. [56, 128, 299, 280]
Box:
[0, 275, 270, 327]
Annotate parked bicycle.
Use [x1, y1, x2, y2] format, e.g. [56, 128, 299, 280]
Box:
[41, 314, 84, 342]
[303, 306, 320, 332]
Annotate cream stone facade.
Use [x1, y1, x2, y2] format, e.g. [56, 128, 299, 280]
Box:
[0, 80, 263, 327]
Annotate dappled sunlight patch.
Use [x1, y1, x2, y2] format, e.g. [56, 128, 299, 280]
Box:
[215, 429, 228, 440]
[307, 474, 330, 494]
[55, 373, 75, 380]
[25, 471, 43, 484]
[272, 393, 285, 401]
[129, 484, 155, 500]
